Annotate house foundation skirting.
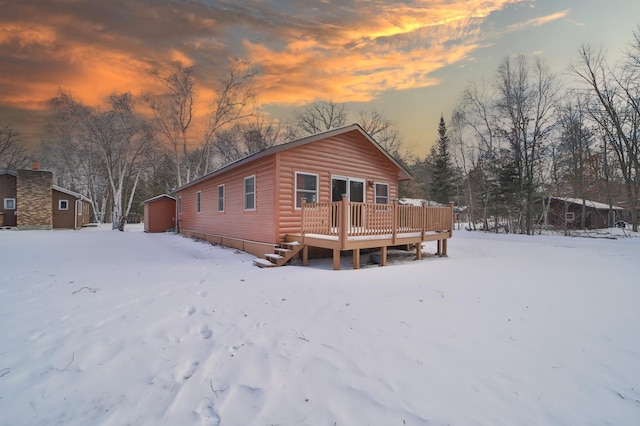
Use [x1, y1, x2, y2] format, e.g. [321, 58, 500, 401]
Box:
[180, 229, 276, 258]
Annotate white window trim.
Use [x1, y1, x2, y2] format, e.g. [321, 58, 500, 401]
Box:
[59, 199, 69, 211]
[565, 212, 575, 221]
[331, 175, 366, 202]
[77, 200, 83, 216]
[196, 191, 202, 213]
[295, 172, 319, 209]
[4, 198, 16, 210]
[374, 182, 390, 204]
[244, 175, 256, 211]
[217, 184, 225, 213]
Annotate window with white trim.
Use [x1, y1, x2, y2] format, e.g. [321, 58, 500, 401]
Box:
[565, 212, 575, 221]
[59, 199, 69, 210]
[78, 201, 83, 215]
[217, 185, 224, 212]
[196, 191, 202, 213]
[244, 176, 255, 210]
[4, 198, 16, 210]
[295, 172, 318, 208]
[177, 196, 182, 214]
[375, 183, 389, 204]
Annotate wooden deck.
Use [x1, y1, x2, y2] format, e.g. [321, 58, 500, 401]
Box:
[296, 196, 454, 270]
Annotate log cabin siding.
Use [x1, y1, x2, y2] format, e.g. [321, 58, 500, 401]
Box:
[275, 132, 400, 239]
[178, 156, 277, 243]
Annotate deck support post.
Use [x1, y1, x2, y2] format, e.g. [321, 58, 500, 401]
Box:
[436, 240, 442, 256]
[380, 246, 387, 266]
[333, 249, 341, 270]
[340, 194, 349, 250]
[416, 243, 423, 260]
[302, 245, 309, 266]
[442, 238, 448, 256]
[353, 248, 360, 269]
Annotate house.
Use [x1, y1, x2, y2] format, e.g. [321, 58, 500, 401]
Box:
[546, 197, 624, 229]
[0, 166, 92, 230]
[143, 194, 176, 233]
[174, 124, 453, 269]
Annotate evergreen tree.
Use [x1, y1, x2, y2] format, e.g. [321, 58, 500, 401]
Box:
[431, 116, 455, 203]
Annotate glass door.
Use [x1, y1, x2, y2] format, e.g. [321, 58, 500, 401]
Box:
[331, 176, 365, 228]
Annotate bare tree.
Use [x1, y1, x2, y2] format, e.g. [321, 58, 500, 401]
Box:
[199, 59, 257, 177]
[209, 115, 293, 166]
[572, 43, 640, 231]
[0, 125, 29, 170]
[48, 90, 155, 231]
[144, 64, 194, 187]
[356, 109, 407, 161]
[494, 55, 559, 234]
[294, 99, 347, 135]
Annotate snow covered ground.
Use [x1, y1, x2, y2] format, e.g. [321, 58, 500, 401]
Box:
[1, 224, 639, 425]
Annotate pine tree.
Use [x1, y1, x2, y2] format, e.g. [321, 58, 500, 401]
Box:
[431, 116, 455, 204]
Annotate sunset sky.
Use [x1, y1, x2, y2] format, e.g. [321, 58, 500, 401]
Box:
[2, 0, 639, 158]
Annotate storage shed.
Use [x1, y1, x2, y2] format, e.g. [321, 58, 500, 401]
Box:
[143, 194, 176, 233]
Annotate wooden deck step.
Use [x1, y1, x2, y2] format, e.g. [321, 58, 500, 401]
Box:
[255, 240, 305, 268]
[254, 258, 276, 268]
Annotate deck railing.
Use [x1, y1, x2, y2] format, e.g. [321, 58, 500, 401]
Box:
[301, 196, 453, 242]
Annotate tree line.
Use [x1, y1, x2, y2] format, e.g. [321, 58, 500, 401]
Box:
[1, 28, 639, 232]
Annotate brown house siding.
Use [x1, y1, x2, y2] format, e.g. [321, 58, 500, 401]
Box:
[17, 170, 53, 230]
[0, 173, 18, 227]
[275, 133, 400, 239]
[174, 125, 412, 257]
[52, 189, 76, 229]
[178, 156, 277, 245]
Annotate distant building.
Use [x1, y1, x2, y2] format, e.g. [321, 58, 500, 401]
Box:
[546, 197, 624, 230]
[0, 164, 92, 230]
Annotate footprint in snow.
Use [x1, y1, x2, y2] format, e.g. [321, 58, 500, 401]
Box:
[184, 305, 196, 317]
[198, 399, 221, 426]
[199, 324, 213, 339]
[199, 290, 208, 298]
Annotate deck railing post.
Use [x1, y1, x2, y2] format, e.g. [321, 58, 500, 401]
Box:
[340, 194, 349, 250]
[301, 199, 306, 238]
[392, 199, 398, 245]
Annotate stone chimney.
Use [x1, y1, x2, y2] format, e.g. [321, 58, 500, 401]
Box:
[17, 169, 53, 230]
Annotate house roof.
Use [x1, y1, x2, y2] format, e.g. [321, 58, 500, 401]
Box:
[0, 170, 17, 176]
[174, 124, 413, 192]
[143, 194, 177, 204]
[551, 197, 624, 211]
[52, 185, 92, 203]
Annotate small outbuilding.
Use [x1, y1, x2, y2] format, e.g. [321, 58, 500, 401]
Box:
[52, 185, 92, 229]
[143, 194, 176, 233]
[546, 197, 624, 229]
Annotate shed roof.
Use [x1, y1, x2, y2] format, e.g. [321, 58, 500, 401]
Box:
[52, 185, 92, 202]
[174, 124, 412, 192]
[552, 197, 624, 211]
[143, 194, 177, 204]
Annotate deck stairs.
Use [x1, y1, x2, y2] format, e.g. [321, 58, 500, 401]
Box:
[254, 241, 304, 268]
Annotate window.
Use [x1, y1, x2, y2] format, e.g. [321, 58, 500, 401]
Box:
[4, 198, 15, 210]
[375, 183, 389, 204]
[217, 185, 224, 212]
[565, 212, 575, 221]
[59, 199, 69, 210]
[244, 176, 255, 210]
[295, 172, 318, 208]
[196, 191, 202, 213]
[78, 201, 82, 216]
[177, 196, 182, 214]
